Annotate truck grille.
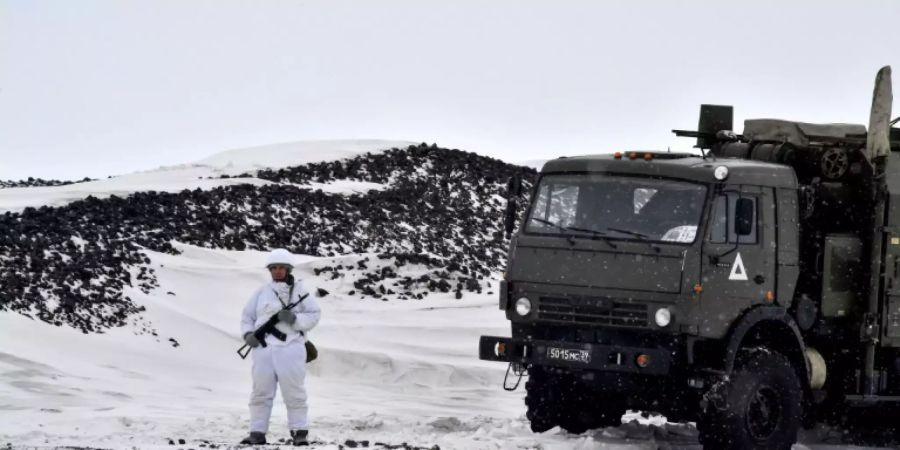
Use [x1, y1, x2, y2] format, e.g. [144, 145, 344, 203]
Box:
[537, 296, 649, 328]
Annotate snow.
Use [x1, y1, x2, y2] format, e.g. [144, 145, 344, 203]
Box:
[515, 159, 550, 170]
[0, 241, 886, 449]
[0, 166, 272, 213]
[196, 140, 415, 176]
[0, 140, 411, 213]
[289, 180, 390, 195]
[0, 243, 572, 448]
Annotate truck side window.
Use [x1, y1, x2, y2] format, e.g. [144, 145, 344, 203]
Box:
[709, 195, 728, 243]
[732, 196, 757, 244]
[708, 193, 758, 244]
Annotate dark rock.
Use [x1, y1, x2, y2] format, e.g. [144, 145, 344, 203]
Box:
[0, 145, 536, 335]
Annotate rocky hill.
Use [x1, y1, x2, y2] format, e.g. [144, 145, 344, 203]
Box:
[0, 176, 95, 188]
[0, 143, 536, 334]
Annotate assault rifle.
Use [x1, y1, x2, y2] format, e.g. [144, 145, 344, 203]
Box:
[237, 293, 309, 359]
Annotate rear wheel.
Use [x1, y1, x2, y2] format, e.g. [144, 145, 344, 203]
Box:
[698, 349, 802, 450]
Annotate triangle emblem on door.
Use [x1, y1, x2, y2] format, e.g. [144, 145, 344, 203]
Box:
[729, 253, 749, 281]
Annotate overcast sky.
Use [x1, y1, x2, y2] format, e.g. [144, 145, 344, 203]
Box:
[2, 0, 899, 180]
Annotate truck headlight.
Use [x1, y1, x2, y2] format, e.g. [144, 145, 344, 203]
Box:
[515, 297, 532, 316]
[654, 307, 672, 327]
[714, 166, 729, 180]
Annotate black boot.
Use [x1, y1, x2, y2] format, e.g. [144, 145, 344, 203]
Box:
[240, 431, 267, 445]
[290, 429, 308, 446]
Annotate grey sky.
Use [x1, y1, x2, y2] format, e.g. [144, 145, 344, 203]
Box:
[2, 0, 899, 180]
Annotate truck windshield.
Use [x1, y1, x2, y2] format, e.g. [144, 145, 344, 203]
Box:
[525, 174, 707, 244]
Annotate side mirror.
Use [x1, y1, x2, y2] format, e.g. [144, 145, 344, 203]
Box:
[507, 174, 522, 197]
[505, 198, 518, 235]
[504, 174, 523, 236]
[735, 197, 754, 236]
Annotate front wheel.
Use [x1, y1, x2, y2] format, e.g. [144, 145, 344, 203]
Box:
[525, 367, 625, 434]
[524, 366, 558, 433]
[698, 349, 802, 450]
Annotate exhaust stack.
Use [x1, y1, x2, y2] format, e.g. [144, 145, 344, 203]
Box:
[866, 66, 893, 161]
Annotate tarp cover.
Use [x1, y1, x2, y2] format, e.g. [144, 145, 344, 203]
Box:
[743, 119, 866, 147]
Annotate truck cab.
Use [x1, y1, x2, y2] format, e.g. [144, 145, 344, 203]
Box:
[505, 154, 798, 341]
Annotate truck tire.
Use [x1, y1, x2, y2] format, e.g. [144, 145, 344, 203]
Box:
[561, 392, 625, 431]
[525, 367, 625, 434]
[525, 366, 560, 433]
[697, 349, 802, 450]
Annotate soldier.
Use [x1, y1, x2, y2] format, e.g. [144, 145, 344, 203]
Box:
[240, 248, 321, 446]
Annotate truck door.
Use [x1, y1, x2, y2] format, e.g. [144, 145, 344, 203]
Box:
[699, 186, 777, 337]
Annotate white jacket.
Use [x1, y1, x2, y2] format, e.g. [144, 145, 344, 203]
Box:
[240, 278, 322, 346]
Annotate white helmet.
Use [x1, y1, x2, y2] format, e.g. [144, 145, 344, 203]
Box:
[265, 248, 295, 270]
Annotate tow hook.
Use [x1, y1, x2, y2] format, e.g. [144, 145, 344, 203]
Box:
[503, 362, 527, 391]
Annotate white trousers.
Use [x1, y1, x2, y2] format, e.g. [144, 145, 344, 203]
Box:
[249, 340, 308, 433]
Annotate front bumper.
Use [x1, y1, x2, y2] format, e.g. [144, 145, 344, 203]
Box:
[479, 335, 671, 375]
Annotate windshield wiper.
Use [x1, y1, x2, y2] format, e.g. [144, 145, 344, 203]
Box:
[529, 218, 617, 249]
[530, 217, 570, 232]
[564, 226, 618, 249]
[529, 217, 576, 245]
[605, 227, 661, 253]
[606, 227, 648, 239]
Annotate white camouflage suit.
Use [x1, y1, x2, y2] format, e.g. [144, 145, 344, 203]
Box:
[240, 278, 321, 433]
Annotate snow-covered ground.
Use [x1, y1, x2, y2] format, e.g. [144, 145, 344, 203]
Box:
[194, 140, 416, 176]
[0, 141, 888, 449]
[0, 243, 649, 449]
[0, 140, 412, 213]
[0, 242, 880, 450]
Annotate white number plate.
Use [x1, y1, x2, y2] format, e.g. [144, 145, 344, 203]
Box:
[547, 347, 591, 364]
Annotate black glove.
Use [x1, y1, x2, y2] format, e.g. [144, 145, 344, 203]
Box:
[243, 332, 261, 348]
[277, 310, 297, 325]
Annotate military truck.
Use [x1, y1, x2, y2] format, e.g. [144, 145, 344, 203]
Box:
[480, 66, 900, 449]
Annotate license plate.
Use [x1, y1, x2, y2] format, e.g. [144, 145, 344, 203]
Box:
[547, 347, 591, 364]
